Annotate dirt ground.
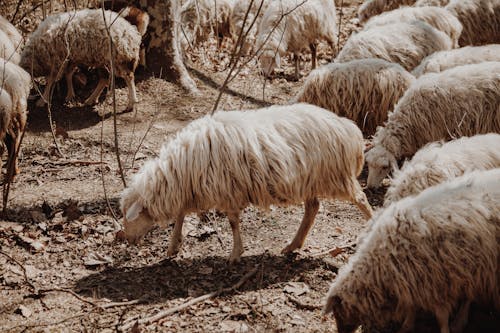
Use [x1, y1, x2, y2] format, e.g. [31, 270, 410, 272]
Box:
[0, 1, 499, 332]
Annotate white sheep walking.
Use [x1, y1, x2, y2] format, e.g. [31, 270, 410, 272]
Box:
[366, 61, 500, 188]
[119, 103, 373, 263]
[325, 168, 500, 333]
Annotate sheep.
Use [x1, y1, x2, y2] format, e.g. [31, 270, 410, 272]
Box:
[358, 0, 417, 23]
[412, 44, 500, 77]
[0, 15, 23, 50]
[0, 60, 31, 176]
[118, 103, 373, 263]
[415, 0, 450, 6]
[365, 61, 500, 189]
[385, 133, 500, 205]
[324, 168, 500, 333]
[231, 0, 270, 54]
[445, 0, 500, 46]
[256, 0, 337, 79]
[181, 0, 234, 47]
[294, 58, 415, 136]
[0, 29, 20, 64]
[363, 6, 463, 47]
[20, 9, 141, 110]
[336, 21, 453, 72]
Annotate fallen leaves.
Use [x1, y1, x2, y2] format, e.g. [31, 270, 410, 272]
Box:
[83, 252, 113, 267]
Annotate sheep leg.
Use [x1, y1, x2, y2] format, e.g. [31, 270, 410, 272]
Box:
[309, 43, 317, 70]
[450, 300, 471, 333]
[281, 197, 320, 254]
[435, 307, 450, 333]
[37, 69, 58, 107]
[124, 73, 138, 111]
[351, 180, 373, 219]
[4, 134, 19, 177]
[167, 214, 186, 257]
[84, 77, 108, 106]
[65, 64, 77, 102]
[227, 211, 244, 264]
[293, 53, 300, 80]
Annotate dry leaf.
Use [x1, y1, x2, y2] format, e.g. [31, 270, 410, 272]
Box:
[63, 200, 82, 222]
[16, 235, 45, 252]
[83, 252, 113, 266]
[219, 320, 249, 332]
[130, 322, 141, 333]
[16, 305, 32, 318]
[283, 282, 310, 296]
[329, 247, 345, 258]
[0, 221, 24, 233]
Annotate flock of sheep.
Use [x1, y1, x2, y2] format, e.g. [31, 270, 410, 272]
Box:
[0, 0, 499, 332]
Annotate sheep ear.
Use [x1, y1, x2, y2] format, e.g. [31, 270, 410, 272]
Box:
[126, 201, 143, 221]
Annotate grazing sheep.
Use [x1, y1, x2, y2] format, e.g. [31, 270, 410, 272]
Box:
[181, 0, 235, 47]
[363, 6, 463, 47]
[336, 21, 453, 71]
[415, 0, 450, 6]
[294, 58, 415, 136]
[0, 29, 20, 64]
[412, 44, 500, 77]
[20, 9, 141, 110]
[324, 168, 500, 333]
[256, 0, 337, 79]
[231, 0, 270, 54]
[385, 133, 500, 205]
[365, 62, 500, 188]
[0, 15, 23, 50]
[446, 0, 500, 46]
[119, 103, 373, 263]
[0, 60, 30, 176]
[358, 0, 417, 23]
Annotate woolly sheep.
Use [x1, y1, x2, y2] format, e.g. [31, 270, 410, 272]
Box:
[412, 44, 500, 77]
[256, 0, 337, 78]
[336, 21, 453, 72]
[0, 15, 22, 50]
[118, 103, 373, 263]
[363, 6, 463, 47]
[358, 0, 417, 23]
[415, 0, 450, 6]
[294, 58, 415, 136]
[0, 60, 30, 176]
[365, 61, 500, 188]
[446, 0, 500, 46]
[0, 29, 20, 64]
[324, 168, 500, 333]
[20, 9, 141, 110]
[181, 0, 234, 47]
[231, 0, 270, 54]
[385, 133, 500, 205]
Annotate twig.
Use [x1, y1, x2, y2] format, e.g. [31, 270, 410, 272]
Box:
[336, 0, 344, 55]
[0, 250, 36, 291]
[120, 264, 260, 331]
[100, 299, 143, 309]
[33, 160, 108, 167]
[37, 288, 98, 307]
[286, 294, 322, 311]
[309, 243, 355, 257]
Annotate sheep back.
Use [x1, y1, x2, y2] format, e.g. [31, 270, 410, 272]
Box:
[0, 29, 20, 64]
[358, 0, 417, 22]
[0, 15, 23, 50]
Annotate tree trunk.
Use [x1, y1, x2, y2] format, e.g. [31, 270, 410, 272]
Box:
[137, 0, 198, 93]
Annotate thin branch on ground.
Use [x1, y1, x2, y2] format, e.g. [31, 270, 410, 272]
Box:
[0, 249, 36, 291]
[100, 299, 143, 309]
[286, 294, 323, 311]
[120, 264, 261, 331]
[37, 288, 99, 307]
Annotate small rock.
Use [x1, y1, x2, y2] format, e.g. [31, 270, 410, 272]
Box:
[283, 282, 310, 296]
[16, 305, 32, 318]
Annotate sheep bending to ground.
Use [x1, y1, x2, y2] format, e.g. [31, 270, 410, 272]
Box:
[294, 59, 415, 136]
[363, 6, 463, 47]
[446, 0, 500, 46]
[336, 21, 452, 72]
[385, 133, 500, 205]
[358, 0, 417, 23]
[256, 0, 337, 79]
[0, 15, 23, 50]
[0, 29, 20, 64]
[119, 104, 373, 263]
[231, 0, 270, 54]
[412, 44, 500, 77]
[20, 9, 141, 110]
[365, 62, 500, 188]
[0, 60, 31, 176]
[324, 168, 500, 333]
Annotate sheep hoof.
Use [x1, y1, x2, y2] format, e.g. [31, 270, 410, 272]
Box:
[228, 254, 241, 264]
[166, 246, 180, 258]
[281, 243, 299, 255]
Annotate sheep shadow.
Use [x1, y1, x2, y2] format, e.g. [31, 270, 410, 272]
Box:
[74, 253, 335, 304]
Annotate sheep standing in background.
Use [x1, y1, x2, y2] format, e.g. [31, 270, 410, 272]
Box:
[385, 134, 500, 205]
[256, 0, 337, 79]
[363, 6, 463, 47]
[181, 0, 235, 47]
[20, 9, 141, 110]
[324, 169, 500, 333]
[0, 15, 23, 50]
[294, 59, 415, 136]
[365, 62, 500, 189]
[446, 0, 500, 46]
[0, 60, 31, 176]
[231, 0, 270, 54]
[0, 29, 20, 64]
[415, 0, 450, 6]
[412, 44, 500, 77]
[358, 0, 417, 23]
[336, 21, 452, 71]
[118, 104, 373, 263]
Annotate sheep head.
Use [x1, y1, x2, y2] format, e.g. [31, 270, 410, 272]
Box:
[117, 201, 156, 245]
[366, 145, 397, 189]
[324, 295, 360, 333]
[259, 52, 280, 78]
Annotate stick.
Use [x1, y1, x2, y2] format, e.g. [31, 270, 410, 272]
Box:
[0, 250, 36, 291]
[286, 294, 322, 311]
[37, 288, 99, 307]
[100, 299, 143, 309]
[120, 264, 260, 331]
